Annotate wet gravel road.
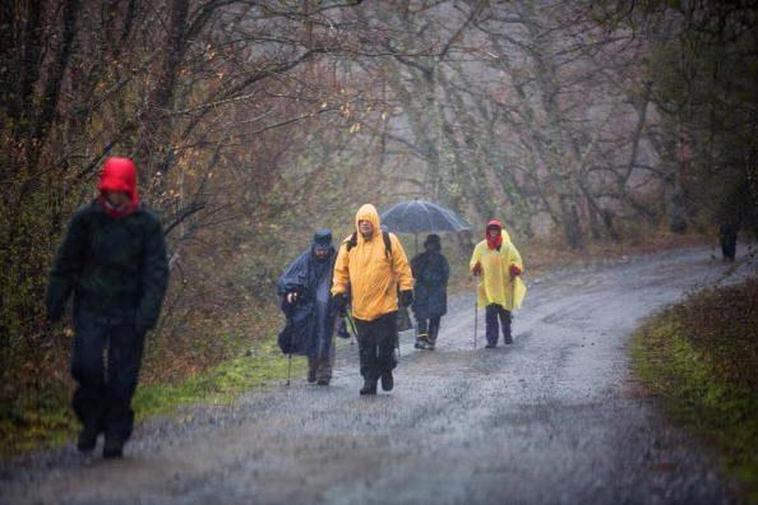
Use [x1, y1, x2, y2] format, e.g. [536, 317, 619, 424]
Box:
[2, 247, 755, 505]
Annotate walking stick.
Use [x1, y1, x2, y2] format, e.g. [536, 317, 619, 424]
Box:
[286, 353, 292, 386]
[473, 296, 478, 350]
[346, 310, 358, 346]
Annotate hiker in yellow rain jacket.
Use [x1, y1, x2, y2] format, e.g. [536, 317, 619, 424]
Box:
[332, 204, 414, 395]
[469, 219, 527, 348]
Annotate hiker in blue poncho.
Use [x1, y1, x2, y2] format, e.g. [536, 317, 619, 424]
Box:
[277, 229, 339, 385]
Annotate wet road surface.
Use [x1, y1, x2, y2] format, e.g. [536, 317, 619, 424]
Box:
[2, 247, 754, 505]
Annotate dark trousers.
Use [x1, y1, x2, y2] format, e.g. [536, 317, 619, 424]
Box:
[416, 316, 441, 342]
[71, 311, 145, 443]
[485, 304, 512, 345]
[354, 311, 398, 382]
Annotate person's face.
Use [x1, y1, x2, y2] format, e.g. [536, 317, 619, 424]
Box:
[358, 220, 373, 237]
[105, 191, 130, 207]
[487, 227, 500, 238]
[314, 246, 329, 260]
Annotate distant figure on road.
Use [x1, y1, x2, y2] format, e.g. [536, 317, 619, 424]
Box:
[469, 219, 526, 348]
[46, 157, 169, 458]
[719, 221, 738, 262]
[332, 204, 414, 395]
[411, 234, 450, 350]
[277, 229, 338, 386]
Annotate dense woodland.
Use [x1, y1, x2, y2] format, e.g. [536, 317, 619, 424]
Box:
[1, 1, 756, 409]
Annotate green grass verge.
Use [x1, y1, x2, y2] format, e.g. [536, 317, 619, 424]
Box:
[0, 337, 305, 459]
[632, 297, 758, 504]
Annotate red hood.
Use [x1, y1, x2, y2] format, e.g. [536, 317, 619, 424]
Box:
[486, 219, 503, 250]
[97, 157, 140, 218]
[98, 157, 139, 204]
[486, 219, 503, 231]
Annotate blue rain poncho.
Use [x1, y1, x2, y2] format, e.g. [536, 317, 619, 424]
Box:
[277, 229, 337, 358]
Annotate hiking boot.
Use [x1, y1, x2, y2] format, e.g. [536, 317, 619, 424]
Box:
[102, 436, 124, 459]
[307, 368, 317, 383]
[77, 424, 99, 452]
[359, 380, 377, 395]
[425, 340, 436, 350]
[414, 333, 429, 349]
[504, 334, 513, 345]
[484, 342, 496, 349]
[380, 371, 394, 391]
[317, 378, 330, 386]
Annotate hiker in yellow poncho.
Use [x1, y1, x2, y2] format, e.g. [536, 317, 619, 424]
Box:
[332, 204, 414, 395]
[469, 219, 527, 348]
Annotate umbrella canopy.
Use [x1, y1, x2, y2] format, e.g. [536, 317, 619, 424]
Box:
[380, 200, 471, 234]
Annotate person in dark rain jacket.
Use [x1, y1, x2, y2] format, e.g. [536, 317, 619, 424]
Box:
[46, 157, 169, 459]
[411, 234, 450, 350]
[277, 229, 338, 385]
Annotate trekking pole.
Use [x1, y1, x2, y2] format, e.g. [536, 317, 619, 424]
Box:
[346, 310, 358, 346]
[286, 354, 292, 386]
[473, 294, 478, 350]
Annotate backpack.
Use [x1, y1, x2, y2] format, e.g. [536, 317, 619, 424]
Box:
[346, 230, 392, 258]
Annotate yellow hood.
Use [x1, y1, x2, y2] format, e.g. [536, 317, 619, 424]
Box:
[355, 203, 382, 241]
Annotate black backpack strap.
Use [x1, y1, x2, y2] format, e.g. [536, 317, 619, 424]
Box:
[382, 231, 392, 259]
[345, 232, 358, 252]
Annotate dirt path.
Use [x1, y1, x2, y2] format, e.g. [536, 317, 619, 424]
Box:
[2, 247, 754, 505]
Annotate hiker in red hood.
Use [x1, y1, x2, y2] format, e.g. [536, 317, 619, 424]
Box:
[46, 156, 169, 459]
[469, 219, 527, 348]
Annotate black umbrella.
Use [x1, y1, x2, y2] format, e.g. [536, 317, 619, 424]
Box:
[380, 200, 471, 235]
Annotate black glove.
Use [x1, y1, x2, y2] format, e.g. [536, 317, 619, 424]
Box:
[399, 290, 414, 307]
[333, 292, 349, 316]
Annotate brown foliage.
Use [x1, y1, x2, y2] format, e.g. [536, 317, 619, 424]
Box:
[673, 277, 758, 391]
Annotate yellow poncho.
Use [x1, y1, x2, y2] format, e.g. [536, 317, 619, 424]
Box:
[469, 231, 527, 311]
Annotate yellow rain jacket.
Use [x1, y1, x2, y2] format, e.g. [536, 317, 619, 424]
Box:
[469, 230, 527, 311]
[332, 204, 414, 321]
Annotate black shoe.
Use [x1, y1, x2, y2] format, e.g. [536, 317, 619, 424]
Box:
[77, 425, 98, 452]
[359, 380, 377, 395]
[414, 333, 429, 349]
[380, 371, 394, 391]
[307, 369, 317, 383]
[484, 342, 496, 349]
[102, 436, 124, 459]
[504, 335, 513, 345]
[317, 378, 330, 386]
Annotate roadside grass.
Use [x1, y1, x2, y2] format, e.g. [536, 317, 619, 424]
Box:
[0, 336, 305, 459]
[631, 277, 758, 504]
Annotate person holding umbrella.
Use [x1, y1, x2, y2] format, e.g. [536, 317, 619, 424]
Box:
[332, 204, 414, 395]
[469, 219, 526, 348]
[411, 234, 450, 350]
